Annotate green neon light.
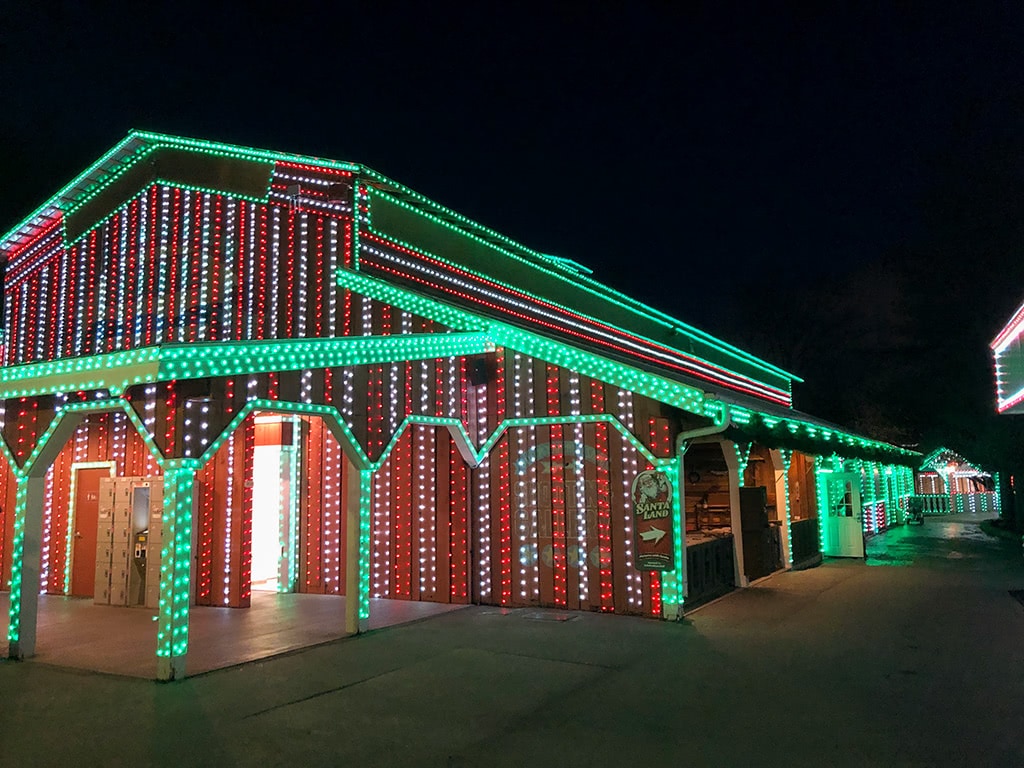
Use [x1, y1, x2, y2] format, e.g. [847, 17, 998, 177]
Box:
[5, 480, 29, 644]
[159, 333, 494, 380]
[363, 184, 800, 385]
[0, 347, 161, 399]
[20, 399, 166, 476]
[779, 449, 793, 566]
[192, 399, 371, 470]
[814, 456, 830, 554]
[732, 442, 752, 486]
[63, 179, 268, 251]
[157, 462, 196, 665]
[657, 455, 685, 614]
[1, 129, 364, 252]
[7, 399, 169, 650]
[725, 405, 918, 464]
[282, 416, 301, 593]
[365, 224, 796, 391]
[0, 334, 494, 401]
[1, 134, 142, 249]
[357, 469, 372, 620]
[0, 425, 20, 476]
[334, 268, 707, 417]
[488, 325, 706, 415]
[335, 267, 911, 464]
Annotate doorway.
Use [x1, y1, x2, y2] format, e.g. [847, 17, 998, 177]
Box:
[251, 416, 299, 593]
[69, 463, 115, 597]
[824, 472, 864, 558]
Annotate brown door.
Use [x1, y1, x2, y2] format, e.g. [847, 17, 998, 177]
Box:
[70, 468, 108, 597]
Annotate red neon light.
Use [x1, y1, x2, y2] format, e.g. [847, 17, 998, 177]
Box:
[285, 206, 296, 336]
[361, 235, 792, 405]
[649, 571, 662, 617]
[210, 195, 223, 341]
[546, 365, 568, 606]
[256, 206, 268, 340]
[105, 213, 120, 353]
[144, 186, 158, 346]
[275, 160, 353, 178]
[125, 199, 139, 349]
[363, 255, 791, 407]
[3, 213, 63, 268]
[592, 384, 614, 611]
[85, 230, 98, 354]
[188, 193, 203, 343]
[315, 217, 325, 336]
[992, 299, 1024, 351]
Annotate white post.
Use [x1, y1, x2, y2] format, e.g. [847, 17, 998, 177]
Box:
[722, 440, 748, 588]
[344, 457, 366, 634]
[7, 474, 46, 660]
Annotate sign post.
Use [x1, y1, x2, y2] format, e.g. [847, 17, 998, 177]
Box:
[631, 469, 675, 571]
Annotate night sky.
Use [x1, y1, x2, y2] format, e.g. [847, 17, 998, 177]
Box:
[4, 4, 1024, 466]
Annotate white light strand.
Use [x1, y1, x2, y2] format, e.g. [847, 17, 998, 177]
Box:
[328, 219, 339, 336]
[221, 198, 237, 341]
[176, 189, 190, 343]
[246, 203, 257, 340]
[269, 207, 281, 337]
[618, 388, 641, 607]
[362, 243, 790, 404]
[569, 372, 589, 604]
[115, 206, 129, 350]
[475, 380, 491, 600]
[198, 193, 211, 340]
[133, 193, 149, 348]
[298, 212, 308, 337]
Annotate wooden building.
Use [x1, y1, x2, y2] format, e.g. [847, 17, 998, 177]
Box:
[0, 133, 918, 679]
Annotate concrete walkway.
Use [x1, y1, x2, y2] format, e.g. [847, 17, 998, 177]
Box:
[2, 512, 1023, 767]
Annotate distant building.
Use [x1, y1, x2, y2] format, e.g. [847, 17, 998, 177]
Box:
[914, 447, 1001, 515]
[0, 132, 918, 679]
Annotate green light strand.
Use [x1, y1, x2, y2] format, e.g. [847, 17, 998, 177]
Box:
[657, 455, 685, 614]
[358, 469, 372, 620]
[157, 462, 196, 667]
[780, 449, 793, 566]
[814, 456, 830, 555]
[334, 268, 708, 417]
[362, 223, 796, 390]
[5, 480, 29, 644]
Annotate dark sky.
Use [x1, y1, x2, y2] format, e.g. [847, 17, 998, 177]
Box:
[4, 3, 1024, 460]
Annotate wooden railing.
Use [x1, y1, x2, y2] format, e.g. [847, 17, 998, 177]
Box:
[791, 518, 820, 563]
[909, 494, 950, 515]
[685, 535, 735, 608]
[952, 492, 1000, 515]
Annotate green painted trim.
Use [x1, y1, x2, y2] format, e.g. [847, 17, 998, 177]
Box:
[364, 200, 799, 387]
[335, 268, 707, 417]
[0, 334, 494, 400]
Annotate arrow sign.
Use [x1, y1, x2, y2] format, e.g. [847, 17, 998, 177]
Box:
[639, 526, 666, 544]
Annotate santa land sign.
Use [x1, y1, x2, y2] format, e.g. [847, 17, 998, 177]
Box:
[630, 469, 675, 571]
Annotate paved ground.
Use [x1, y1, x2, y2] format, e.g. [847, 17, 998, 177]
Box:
[2, 511, 1023, 767]
[0, 592, 466, 677]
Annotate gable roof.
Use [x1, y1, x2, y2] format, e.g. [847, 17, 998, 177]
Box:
[1, 130, 799, 407]
[0, 131, 918, 465]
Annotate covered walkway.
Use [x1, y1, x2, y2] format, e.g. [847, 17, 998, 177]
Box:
[0, 592, 465, 678]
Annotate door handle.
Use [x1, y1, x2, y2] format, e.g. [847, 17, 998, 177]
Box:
[75, 531, 83, 539]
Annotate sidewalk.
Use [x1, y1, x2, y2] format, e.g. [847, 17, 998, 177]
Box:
[2, 516, 1023, 767]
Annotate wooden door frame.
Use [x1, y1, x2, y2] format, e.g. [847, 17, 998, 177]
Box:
[65, 461, 116, 595]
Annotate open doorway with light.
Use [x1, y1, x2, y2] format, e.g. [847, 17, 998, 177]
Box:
[251, 414, 300, 593]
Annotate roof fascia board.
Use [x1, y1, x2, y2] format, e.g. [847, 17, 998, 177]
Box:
[364, 185, 801, 385]
[0, 333, 494, 399]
